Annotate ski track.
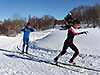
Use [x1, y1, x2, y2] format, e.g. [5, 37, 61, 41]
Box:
[0, 28, 100, 75]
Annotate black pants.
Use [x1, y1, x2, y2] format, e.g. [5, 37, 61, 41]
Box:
[60, 40, 79, 61]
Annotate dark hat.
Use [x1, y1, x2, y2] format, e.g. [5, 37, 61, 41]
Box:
[26, 22, 30, 26]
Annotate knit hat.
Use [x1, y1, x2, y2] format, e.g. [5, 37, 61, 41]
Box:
[26, 22, 30, 26]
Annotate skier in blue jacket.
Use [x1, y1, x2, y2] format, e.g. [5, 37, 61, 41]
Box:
[21, 22, 35, 54]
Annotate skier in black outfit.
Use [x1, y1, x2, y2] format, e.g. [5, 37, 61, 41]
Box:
[54, 20, 88, 64]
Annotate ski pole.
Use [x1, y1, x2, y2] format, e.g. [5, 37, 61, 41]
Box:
[33, 26, 36, 49]
[19, 39, 23, 48]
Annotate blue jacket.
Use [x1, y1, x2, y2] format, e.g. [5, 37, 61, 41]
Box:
[21, 27, 35, 38]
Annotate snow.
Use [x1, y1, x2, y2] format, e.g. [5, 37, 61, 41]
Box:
[0, 26, 100, 75]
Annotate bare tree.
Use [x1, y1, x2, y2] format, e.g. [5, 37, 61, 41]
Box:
[71, 3, 100, 27]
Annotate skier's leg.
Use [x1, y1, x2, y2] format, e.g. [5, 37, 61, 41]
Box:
[54, 40, 68, 61]
[70, 43, 79, 62]
[22, 37, 26, 53]
[26, 38, 29, 53]
[59, 44, 68, 56]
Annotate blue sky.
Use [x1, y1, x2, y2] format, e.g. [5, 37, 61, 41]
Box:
[0, 0, 99, 22]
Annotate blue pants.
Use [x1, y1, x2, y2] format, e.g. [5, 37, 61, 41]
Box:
[22, 37, 29, 52]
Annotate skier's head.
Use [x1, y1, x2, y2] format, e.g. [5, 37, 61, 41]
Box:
[73, 20, 81, 29]
[26, 22, 30, 26]
[26, 22, 31, 28]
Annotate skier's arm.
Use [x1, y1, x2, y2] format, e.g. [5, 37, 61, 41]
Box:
[70, 27, 88, 35]
[21, 29, 24, 32]
[81, 31, 88, 35]
[21, 27, 26, 32]
[64, 17, 69, 25]
[74, 31, 88, 35]
[29, 28, 35, 32]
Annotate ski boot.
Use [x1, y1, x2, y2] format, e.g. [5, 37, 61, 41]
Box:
[54, 57, 58, 65]
[69, 60, 76, 65]
[21, 51, 24, 54]
[26, 52, 29, 54]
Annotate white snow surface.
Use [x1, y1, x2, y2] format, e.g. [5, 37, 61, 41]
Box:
[0, 27, 100, 75]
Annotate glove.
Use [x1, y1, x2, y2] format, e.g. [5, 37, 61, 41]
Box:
[82, 31, 89, 35]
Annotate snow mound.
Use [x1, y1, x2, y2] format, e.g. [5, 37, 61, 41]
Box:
[36, 29, 67, 50]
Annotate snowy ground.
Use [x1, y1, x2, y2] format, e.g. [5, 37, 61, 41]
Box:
[0, 26, 100, 75]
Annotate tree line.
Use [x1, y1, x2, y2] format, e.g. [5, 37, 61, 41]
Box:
[71, 3, 100, 27]
[0, 3, 99, 36]
[28, 15, 55, 31]
[0, 14, 57, 36]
